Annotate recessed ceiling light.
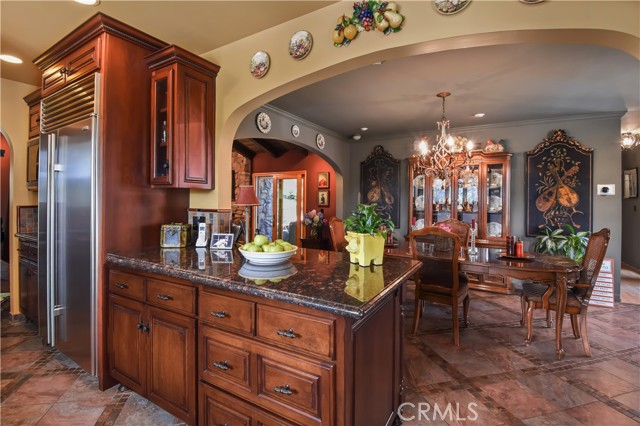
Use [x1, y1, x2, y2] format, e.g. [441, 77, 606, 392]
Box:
[0, 54, 23, 64]
[352, 134, 362, 141]
[360, 127, 369, 132]
[75, 0, 100, 5]
[372, 61, 385, 66]
[474, 113, 486, 118]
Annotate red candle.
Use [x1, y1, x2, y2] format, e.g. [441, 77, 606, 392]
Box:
[471, 219, 476, 229]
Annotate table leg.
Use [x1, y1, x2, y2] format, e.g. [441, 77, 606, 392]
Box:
[555, 274, 568, 360]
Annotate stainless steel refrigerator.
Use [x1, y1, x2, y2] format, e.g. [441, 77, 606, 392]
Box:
[38, 74, 100, 375]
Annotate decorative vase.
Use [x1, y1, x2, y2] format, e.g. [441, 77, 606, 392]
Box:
[344, 231, 385, 266]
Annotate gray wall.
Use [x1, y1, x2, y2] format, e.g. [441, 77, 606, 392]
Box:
[348, 115, 624, 299]
[622, 145, 640, 269]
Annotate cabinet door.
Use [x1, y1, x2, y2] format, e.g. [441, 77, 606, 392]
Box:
[150, 68, 173, 186]
[28, 103, 40, 139]
[27, 140, 39, 190]
[109, 294, 147, 395]
[455, 164, 479, 227]
[27, 261, 39, 324]
[41, 58, 67, 97]
[147, 306, 196, 424]
[484, 161, 508, 244]
[18, 257, 30, 319]
[64, 38, 101, 86]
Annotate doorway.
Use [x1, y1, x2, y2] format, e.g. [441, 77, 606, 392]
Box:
[1, 134, 11, 294]
[253, 171, 305, 246]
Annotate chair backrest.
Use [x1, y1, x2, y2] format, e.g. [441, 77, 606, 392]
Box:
[409, 226, 461, 293]
[328, 217, 348, 252]
[577, 228, 611, 300]
[435, 218, 471, 247]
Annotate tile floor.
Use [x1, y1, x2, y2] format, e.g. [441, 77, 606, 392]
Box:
[1, 288, 639, 425]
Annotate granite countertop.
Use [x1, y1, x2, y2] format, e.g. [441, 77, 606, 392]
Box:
[106, 247, 421, 319]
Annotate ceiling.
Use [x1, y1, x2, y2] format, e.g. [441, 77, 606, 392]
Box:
[2, 1, 638, 140]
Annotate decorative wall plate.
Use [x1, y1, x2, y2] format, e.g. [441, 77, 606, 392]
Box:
[289, 30, 313, 60]
[250, 51, 270, 79]
[256, 112, 271, 133]
[434, 0, 471, 15]
[291, 125, 300, 138]
[316, 133, 325, 150]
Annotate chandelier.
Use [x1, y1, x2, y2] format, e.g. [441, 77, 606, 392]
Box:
[414, 92, 474, 178]
[621, 132, 640, 150]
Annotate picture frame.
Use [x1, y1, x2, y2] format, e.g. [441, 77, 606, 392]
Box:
[525, 129, 593, 236]
[210, 249, 234, 263]
[624, 168, 638, 199]
[318, 190, 329, 207]
[318, 171, 329, 188]
[210, 233, 234, 250]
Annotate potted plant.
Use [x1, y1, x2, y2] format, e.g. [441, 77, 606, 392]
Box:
[533, 225, 590, 263]
[343, 203, 395, 266]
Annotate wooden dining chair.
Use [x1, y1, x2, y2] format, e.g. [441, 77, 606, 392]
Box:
[409, 226, 470, 345]
[520, 228, 610, 356]
[434, 218, 471, 247]
[328, 217, 348, 252]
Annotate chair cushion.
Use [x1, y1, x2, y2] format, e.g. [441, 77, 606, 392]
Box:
[523, 281, 583, 308]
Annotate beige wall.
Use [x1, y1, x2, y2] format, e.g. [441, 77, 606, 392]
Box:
[194, 0, 639, 210]
[1, 77, 39, 315]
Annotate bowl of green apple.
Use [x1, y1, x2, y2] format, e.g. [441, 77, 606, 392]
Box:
[238, 235, 298, 265]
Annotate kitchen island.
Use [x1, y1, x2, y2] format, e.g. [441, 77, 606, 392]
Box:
[105, 247, 420, 426]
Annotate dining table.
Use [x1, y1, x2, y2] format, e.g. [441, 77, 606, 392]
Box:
[385, 240, 581, 360]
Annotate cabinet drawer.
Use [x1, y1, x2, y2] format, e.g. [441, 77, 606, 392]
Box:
[200, 325, 251, 393]
[199, 292, 255, 335]
[109, 270, 145, 301]
[258, 351, 333, 423]
[146, 279, 195, 315]
[200, 382, 296, 426]
[257, 305, 335, 359]
[484, 274, 506, 285]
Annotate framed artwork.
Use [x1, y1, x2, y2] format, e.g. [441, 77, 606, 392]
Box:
[360, 145, 401, 226]
[624, 168, 638, 198]
[210, 233, 234, 250]
[210, 249, 234, 263]
[318, 190, 329, 207]
[318, 172, 329, 188]
[526, 129, 593, 236]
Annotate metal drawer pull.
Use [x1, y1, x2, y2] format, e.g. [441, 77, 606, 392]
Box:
[210, 310, 226, 318]
[276, 328, 297, 339]
[156, 294, 173, 301]
[274, 384, 293, 395]
[115, 283, 128, 289]
[212, 361, 229, 370]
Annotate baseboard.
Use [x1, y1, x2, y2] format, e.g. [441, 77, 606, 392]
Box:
[622, 262, 640, 275]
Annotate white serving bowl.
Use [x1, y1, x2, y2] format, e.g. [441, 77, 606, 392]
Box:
[238, 245, 298, 265]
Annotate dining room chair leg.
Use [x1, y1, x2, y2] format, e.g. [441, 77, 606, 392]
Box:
[520, 293, 526, 327]
[419, 300, 425, 318]
[579, 312, 592, 357]
[525, 301, 535, 345]
[412, 294, 421, 336]
[463, 295, 470, 327]
[570, 314, 581, 338]
[546, 309, 552, 328]
[452, 302, 460, 346]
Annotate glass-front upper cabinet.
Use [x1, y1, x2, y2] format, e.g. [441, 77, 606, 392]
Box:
[407, 152, 511, 247]
[150, 70, 171, 185]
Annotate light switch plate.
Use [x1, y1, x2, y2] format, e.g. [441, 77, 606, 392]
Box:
[597, 184, 615, 196]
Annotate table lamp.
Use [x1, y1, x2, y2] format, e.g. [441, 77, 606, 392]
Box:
[235, 185, 260, 243]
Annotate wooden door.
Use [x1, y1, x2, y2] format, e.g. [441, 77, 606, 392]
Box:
[253, 172, 305, 246]
[146, 306, 196, 424]
[108, 294, 147, 395]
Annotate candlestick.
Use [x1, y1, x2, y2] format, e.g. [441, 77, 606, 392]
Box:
[468, 226, 478, 255]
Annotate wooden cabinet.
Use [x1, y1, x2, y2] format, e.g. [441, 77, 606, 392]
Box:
[40, 37, 101, 97]
[23, 89, 41, 191]
[108, 271, 196, 424]
[146, 45, 220, 189]
[408, 152, 513, 293]
[18, 238, 38, 323]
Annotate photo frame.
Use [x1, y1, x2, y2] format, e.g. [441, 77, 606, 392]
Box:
[318, 171, 329, 188]
[525, 129, 593, 236]
[624, 168, 638, 199]
[210, 249, 234, 263]
[318, 190, 329, 207]
[210, 233, 234, 250]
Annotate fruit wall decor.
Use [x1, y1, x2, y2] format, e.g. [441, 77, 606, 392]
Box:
[333, 1, 405, 47]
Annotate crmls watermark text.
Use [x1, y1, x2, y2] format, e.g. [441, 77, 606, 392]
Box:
[398, 402, 479, 422]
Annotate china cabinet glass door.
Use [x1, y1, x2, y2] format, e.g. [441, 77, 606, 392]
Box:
[456, 166, 479, 226]
[485, 163, 505, 240]
[432, 177, 452, 224]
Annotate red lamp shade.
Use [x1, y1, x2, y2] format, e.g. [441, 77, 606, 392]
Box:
[235, 185, 260, 206]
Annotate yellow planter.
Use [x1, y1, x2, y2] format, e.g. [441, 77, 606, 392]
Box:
[344, 263, 384, 302]
[344, 231, 385, 266]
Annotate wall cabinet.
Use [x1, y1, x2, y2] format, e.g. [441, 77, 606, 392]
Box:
[18, 238, 38, 323]
[40, 37, 101, 97]
[23, 89, 41, 191]
[408, 152, 514, 293]
[108, 270, 196, 424]
[146, 45, 220, 189]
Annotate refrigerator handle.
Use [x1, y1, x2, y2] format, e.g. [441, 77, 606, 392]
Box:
[47, 132, 56, 347]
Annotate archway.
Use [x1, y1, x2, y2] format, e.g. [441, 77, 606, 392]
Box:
[1, 132, 12, 295]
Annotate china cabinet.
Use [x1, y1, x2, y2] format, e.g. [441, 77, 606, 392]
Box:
[146, 45, 220, 189]
[408, 152, 513, 293]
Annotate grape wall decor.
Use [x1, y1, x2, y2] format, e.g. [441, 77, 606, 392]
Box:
[332, 1, 405, 47]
